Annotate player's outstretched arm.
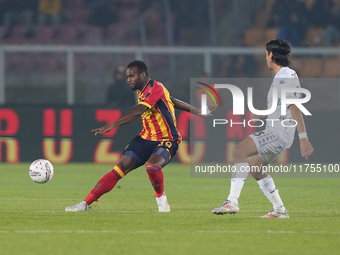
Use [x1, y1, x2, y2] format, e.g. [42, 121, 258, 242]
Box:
[170, 96, 216, 117]
[92, 104, 148, 135]
[289, 104, 314, 160]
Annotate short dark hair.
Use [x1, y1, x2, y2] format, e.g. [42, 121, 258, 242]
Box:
[266, 39, 291, 67]
[127, 60, 148, 76]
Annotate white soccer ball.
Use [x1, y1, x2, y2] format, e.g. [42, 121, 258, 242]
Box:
[29, 159, 54, 183]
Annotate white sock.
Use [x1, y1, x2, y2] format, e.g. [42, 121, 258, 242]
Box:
[227, 163, 249, 204]
[257, 175, 286, 212]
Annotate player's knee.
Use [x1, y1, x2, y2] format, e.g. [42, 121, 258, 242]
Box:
[146, 154, 166, 168]
[233, 145, 245, 159]
[145, 161, 163, 169]
[117, 158, 136, 174]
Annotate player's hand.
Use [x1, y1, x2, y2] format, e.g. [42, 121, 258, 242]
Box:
[300, 138, 314, 161]
[195, 105, 217, 117]
[91, 123, 115, 135]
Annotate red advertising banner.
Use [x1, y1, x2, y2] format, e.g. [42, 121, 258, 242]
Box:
[0, 107, 335, 164]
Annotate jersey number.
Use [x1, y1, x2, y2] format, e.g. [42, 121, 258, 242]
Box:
[158, 141, 172, 148]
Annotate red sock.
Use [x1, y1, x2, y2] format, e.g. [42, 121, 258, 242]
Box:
[146, 163, 164, 198]
[84, 165, 125, 205]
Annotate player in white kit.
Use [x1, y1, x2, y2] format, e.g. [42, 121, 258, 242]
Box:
[212, 39, 314, 218]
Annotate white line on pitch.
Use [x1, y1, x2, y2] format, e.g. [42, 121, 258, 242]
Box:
[0, 230, 339, 234]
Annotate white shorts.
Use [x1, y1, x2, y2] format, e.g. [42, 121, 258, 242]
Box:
[249, 129, 287, 164]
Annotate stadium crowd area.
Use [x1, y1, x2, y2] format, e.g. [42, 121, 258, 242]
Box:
[0, 0, 218, 46]
[0, 0, 339, 77]
[1, 0, 339, 47]
[0, 0, 339, 105]
[241, 0, 340, 78]
[0, 0, 223, 76]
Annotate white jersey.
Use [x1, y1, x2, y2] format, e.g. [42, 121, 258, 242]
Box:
[265, 67, 300, 148]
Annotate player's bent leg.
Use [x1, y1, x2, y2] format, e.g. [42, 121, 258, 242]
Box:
[212, 137, 257, 215]
[256, 174, 288, 217]
[65, 156, 136, 212]
[228, 137, 258, 204]
[146, 154, 170, 212]
[233, 137, 258, 163]
[249, 154, 288, 218]
[248, 155, 269, 180]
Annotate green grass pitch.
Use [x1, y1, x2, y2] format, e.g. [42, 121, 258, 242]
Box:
[1, 163, 339, 255]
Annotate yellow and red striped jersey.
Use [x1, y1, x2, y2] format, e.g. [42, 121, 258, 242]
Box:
[138, 79, 182, 143]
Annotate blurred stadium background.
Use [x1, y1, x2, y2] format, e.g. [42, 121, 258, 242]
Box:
[0, 0, 339, 163]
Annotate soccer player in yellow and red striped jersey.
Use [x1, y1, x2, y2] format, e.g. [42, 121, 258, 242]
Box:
[138, 78, 181, 143]
[65, 60, 215, 213]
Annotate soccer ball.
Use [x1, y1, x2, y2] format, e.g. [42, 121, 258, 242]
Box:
[29, 159, 54, 183]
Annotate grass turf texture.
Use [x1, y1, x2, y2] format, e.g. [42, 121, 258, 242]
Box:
[0, 163, 339, 255]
